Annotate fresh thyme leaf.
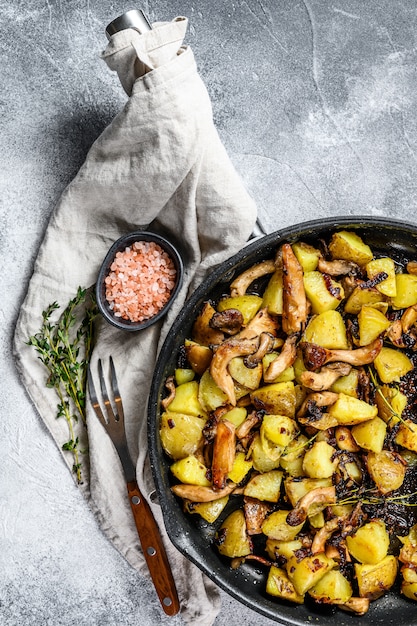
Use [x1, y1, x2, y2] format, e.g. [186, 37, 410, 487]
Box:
[27, 287, 98, 484]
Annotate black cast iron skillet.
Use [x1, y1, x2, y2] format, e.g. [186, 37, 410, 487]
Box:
[148, 216, 417, 626]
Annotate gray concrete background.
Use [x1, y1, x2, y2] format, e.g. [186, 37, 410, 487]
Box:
[2, 1, 417, 625]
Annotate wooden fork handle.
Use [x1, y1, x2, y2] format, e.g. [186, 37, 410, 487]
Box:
[127, 480, 180, 616]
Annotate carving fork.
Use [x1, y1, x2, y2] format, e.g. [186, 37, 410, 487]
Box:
[87, 357, 180, 616]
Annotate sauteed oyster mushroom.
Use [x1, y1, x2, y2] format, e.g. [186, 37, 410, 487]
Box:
[159, 229, 417, 615]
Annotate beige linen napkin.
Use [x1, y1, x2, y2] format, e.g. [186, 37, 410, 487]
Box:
[13, 17, 257, 626]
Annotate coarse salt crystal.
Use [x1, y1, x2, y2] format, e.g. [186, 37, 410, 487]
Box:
[105, 240, 177, 323]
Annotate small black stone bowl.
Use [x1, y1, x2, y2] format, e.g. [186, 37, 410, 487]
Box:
[96, 231, 184, 331]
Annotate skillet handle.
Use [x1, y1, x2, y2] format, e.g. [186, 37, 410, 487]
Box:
[127, 479, 180, 616]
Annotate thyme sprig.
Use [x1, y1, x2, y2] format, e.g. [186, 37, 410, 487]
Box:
[27, 287, 97, 484]
[368, 365, 411, 430]
[334, 486, 417, 508]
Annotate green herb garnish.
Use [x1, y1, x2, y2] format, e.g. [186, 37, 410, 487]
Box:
[27, 287, 97, 483]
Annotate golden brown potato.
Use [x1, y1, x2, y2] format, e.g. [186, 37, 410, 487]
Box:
[243, 469, 283, 502]
[395, 420, 417, 453]
[304, 271, 345, 315]
[373, 346, 413, 383]
[251, 381, 296, 417]
[198, 369, 229, 411]
[346, 520, 389, 564]
[228, 451, 253, 484]
[366, 257, 397, 297]
[266, 565, 304, 604]
[351, 416, 387, 453]
[308, 569, 352, 604]
[160, 411, 205, 460]
[217, 294, 263, 325]
[184, 495, 229, 523]
[355, 555, 398, 599]
[167, 380, 208, 417]
[344, 285, 386, 315]
[328, 393, 378, 425]
[357, 306, 390, 346]
[216, 509, 252, 558]
[170, 455, 211, 486]
[391, 273, 417, 309]
[302, 441, 338, 478]
[228, 356, 263, 390]
[367, 449, 406, 494]
[286, 553, 335, 596]
[375, 384, 407, 426]
[303, 310, 348, 349]
[261, 269, 284, 315]
[292, 241, 321, 271]
[328, 231, 373, 266]
[261, 509, 304, 541]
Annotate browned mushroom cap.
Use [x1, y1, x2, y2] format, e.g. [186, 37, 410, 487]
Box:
[210, 337, 259, 406]
[299, 413, 339, 431]
[297, 391, 339, 417]
[335, 426, 360, 452]
[300, 337, 383, 371]
[337, 597, 370, 615]
[263, 334, 298, 383]
[318, 258, 361, 276]
[311, 516, 347, 554]
[244, 332, 275, 368]
[230, 259, 276, 297]
[237, 308, 279, 340]
[171, 482, 236, 502]
[236, 410, 262, 439]
[282, 243, 308, 335]
[192, 302, 225, 346]
[300, 362, 352, 391]
[212, 420, 236, 490]
[407, 261, 417, 275]
[401, 304, 417, 333]
[244, 497, 272, 535]
[286, 486, 336, 526]
[210, 309, 244, 335]
[386, 319, 403, 347]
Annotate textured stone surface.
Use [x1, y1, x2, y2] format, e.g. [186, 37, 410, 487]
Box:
[2, 1, 417, 624]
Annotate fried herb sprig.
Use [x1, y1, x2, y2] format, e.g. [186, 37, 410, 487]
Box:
[27, 287, 97, 484]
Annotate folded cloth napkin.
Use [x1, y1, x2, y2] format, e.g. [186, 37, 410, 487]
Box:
[13, 17, 257, 626]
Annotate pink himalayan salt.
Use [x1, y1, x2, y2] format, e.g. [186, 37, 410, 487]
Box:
[104, 240, 177, 323]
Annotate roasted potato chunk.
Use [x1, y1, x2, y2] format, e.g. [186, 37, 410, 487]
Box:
[216, 509, 252, 558]
[160, 411, 205, 460]
[251, 381, 296, 417]
[286, 553, 335, 596]
[304, 310, 348, 349]
[328, 230, 373, 266]
[266, 565, 304, 604]
[308, 569, 352, 604]
[346, 520, 389, 564]
[355, 556, 398, 599]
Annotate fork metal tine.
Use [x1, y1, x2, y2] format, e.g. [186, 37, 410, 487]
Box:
[87, 365, 107, 427]
[109, 356, 125, 423]
[98, 359, 117, 423]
